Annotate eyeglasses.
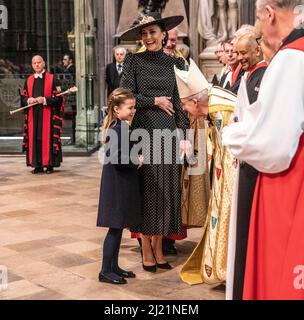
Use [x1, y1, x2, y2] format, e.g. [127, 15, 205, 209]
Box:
[256, 37, 263, 45]
[225, 50, 235, 54]
[215, 50, 223, 54]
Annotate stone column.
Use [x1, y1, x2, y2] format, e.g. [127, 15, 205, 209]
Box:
[104, 0, 116, 65]
[96, 0, 116, 141]
[162, 0, 189, 36]
[116, 0, 139, 37]
[100, 0, 116, 107]
[97, 0, 106, 112]
[189, 0, 200, 63]
[75, 0, 106, 149]
[75, 0, 88, 148]
[239, 0, 256, 26]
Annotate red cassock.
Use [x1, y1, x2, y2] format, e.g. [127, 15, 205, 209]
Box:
[22, 73, 64, 168]
[243, 36, 304, 300]
[243, 135, 304, 300]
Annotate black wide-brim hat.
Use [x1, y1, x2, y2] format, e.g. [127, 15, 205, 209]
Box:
[120, 12, 184, 41]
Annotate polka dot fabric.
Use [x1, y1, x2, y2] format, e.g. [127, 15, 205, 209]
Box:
[121, 49, 190, 236]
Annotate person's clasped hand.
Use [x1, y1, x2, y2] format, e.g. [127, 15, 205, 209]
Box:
[155, 96, 175, 116]
[179, 139, 193, 161]
[27, 97, 37, 104]
[36, 96, 45, 104]
[138, 154, 144, 169]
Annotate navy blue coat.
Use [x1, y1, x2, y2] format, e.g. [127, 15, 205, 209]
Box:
[97, 120, 142, 229]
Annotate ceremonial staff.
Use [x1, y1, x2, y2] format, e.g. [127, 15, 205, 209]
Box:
[9, 86, 78, 115]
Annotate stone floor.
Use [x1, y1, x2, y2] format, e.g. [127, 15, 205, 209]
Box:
[0, 154, 225, 300]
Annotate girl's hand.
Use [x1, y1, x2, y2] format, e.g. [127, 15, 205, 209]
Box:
[138, 155, 144, 169]
[179, 140, 193, 161]
[155, 97, 175, 116]
[180, 140, 193, 157]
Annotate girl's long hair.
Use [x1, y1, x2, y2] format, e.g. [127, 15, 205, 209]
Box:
[102, 88, 135, 143]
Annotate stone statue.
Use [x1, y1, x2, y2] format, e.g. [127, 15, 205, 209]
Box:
[198, 0, 240, 49]
[0, 5, 8, 30]
[138, 0, 169, 14]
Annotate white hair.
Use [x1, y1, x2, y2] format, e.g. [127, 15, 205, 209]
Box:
[236, 32, 259, 49]
[188, 89, 209, 103]
[113, 46, 127, 55]
[235, 25, 256, 39]
[257, 0, 304, 10]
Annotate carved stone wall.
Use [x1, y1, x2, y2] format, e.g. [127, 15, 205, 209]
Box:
[240, 0, 256, 26]
[198, 1, 256, 82]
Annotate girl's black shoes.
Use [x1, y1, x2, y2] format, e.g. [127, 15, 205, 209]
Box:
[98, 272, 127, 285]
[116, 270, 136, 278]
[112, 265, 136, 278]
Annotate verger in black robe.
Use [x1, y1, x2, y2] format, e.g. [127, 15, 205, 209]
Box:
[21, 72, 63, 168]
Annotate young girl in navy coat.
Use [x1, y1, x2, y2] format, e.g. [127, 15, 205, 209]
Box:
[97, 88, 143, 285]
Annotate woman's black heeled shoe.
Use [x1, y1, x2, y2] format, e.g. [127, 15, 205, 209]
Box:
[142, 262, 157, 273]
[152, 249, 173, 270]
[156, 262, 173, 270]
[141, 239, 157, 272]
[141, 255, 157, 273]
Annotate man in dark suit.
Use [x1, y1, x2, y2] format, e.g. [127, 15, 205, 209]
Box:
[62, 53, 76, 144]
[105, 46, 127, 96]
[63, 53, 76, 75]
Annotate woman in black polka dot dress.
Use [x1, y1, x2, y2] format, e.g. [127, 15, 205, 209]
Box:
[120, 13, 190, 271]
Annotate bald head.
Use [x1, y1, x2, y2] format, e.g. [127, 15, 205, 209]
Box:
[32, 55, 45, 74]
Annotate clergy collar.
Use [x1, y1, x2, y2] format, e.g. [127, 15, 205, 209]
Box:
[34, 70, 46, 79]
[280, 28, 304, 50]
[248, 60, 268, 71]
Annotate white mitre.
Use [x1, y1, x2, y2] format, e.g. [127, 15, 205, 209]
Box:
[174, 58, 209, 99]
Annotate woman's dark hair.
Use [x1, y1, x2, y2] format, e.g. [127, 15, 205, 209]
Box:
[158, 22, 169, 48]
[140, 22, 169, 48]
